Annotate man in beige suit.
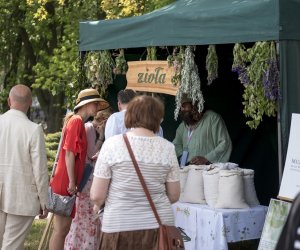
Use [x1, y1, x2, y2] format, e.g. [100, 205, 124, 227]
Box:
[0, 84, 49, 250]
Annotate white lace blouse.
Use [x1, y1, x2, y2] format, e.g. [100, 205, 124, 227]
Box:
[94, 134, 180, 233]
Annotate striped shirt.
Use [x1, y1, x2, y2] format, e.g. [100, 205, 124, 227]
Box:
[94, 134, 180, 233]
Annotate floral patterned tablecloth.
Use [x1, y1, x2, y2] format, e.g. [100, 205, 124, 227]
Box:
[172, 202, 268, 250]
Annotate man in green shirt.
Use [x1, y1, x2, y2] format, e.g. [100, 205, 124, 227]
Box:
[173, 98, 232, 166]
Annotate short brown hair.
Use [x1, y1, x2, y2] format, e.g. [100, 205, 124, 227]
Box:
[125, 95, 164, 133]
[117, 89, 136, 104]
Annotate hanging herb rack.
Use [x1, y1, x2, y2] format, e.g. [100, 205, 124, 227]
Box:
[79, 42, 279, 130]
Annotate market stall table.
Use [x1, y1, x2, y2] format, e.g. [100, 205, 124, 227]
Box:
[172, 202, 268, 250]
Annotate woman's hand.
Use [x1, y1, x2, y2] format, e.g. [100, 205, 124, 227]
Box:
[93, 204, 100, 215]
[91, 152, 99, 161]
[67, 181, 77, 195]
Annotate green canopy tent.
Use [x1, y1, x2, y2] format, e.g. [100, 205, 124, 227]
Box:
[79, 0, 300, 204]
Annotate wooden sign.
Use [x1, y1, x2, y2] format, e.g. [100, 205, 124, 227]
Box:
[278, 113, 300, 201]
[126, 61, 178, 96]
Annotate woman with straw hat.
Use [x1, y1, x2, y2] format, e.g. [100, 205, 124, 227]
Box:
[49, 88, 109, 250]
[65, 108, 112, 250]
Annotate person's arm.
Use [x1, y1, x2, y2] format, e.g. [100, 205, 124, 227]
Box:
[172, 123, 184, 158]
[90, 177, 110, 208]
[65, 150, 76, 195]
[91, 139, 112, 212]
[166, 145, 180, 203]
[166, 181, 180, 203]
[85, 122, 97, 161]
[30, 125, 49, 218]
[204, 115, 232, 163]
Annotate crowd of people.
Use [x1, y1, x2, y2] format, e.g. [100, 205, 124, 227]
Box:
[0, 84, 235, 250]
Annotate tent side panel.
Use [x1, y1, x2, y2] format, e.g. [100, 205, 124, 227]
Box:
[279, 0, 300, 40]
[280, 40, 300, 168]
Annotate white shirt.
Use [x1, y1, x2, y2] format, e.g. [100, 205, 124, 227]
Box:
[105, 109, 164, 139]
[94, 134, 180, 233]
[104, 110, 128, 139]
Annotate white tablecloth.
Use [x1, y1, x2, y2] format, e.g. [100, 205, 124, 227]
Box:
[172, 202, 268, 250]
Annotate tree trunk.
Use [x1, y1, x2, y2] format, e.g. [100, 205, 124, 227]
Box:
[35, 89, 66, 133]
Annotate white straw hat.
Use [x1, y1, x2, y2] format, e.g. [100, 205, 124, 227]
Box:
[74, 88, 109, 111]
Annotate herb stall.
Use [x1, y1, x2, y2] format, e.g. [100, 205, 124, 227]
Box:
[78, 0, 300, 207]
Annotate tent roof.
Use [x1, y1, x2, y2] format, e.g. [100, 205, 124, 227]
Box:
[79, 0, 300, 51]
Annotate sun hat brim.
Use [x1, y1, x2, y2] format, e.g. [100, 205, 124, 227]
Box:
[74, 98, 110, 111]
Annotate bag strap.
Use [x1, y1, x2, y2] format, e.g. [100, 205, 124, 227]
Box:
[123, 134, 162, 226]
[51, 128, 65, 178]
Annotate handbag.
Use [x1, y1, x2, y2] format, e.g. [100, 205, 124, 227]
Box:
[48, 130, 76, 217]
[48, 186, 76, 217]
[123, 134, 184, 250]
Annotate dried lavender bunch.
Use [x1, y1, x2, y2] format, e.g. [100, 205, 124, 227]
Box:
[263, 58, 280, 101]
[232, 65, 250, 85]
[262, 42, 280, 101]
[231, 43, 250, 85]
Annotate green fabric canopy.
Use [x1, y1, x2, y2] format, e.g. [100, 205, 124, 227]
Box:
[79, 0, 300, 51]
[79, 0, 300, 177]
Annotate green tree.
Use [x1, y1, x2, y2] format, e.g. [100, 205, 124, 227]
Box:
[0, 0, 175, 132]
[101, 0, 175, 19]
[0, 0, 105, 132]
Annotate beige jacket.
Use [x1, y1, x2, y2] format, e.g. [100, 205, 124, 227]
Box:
[0, 109, 48, 216]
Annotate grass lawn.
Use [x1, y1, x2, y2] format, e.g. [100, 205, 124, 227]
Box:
[25, 219, 48, 250]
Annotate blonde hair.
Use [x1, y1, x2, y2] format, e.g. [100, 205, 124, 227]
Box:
[63, 112, 74, 128]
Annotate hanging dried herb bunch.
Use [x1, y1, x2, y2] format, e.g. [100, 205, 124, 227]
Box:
[174, 46, 205, 119]
[263, 42, 280, 101]
[75, 53, 89, 88]
[206, 45, 218, 85]
[113, 49, 128, 75]
[232, 41, 280, 129]
[146, 47, 157, 60]
[167, 46, 185, 86]
[232, 43, 249, 85]
[85, 50, 115, 96]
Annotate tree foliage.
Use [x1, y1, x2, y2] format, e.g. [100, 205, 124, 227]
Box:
[0, 0, 175, 132]
[101, 0, 175, 19]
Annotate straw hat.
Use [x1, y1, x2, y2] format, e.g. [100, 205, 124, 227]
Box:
[74, 88, 109, 111]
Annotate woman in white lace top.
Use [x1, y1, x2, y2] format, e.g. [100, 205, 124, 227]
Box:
[91, 95, 180, 250]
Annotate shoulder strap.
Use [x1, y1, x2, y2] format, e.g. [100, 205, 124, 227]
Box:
[51, 129, 65, 178]
[123, 134, 162, 226]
